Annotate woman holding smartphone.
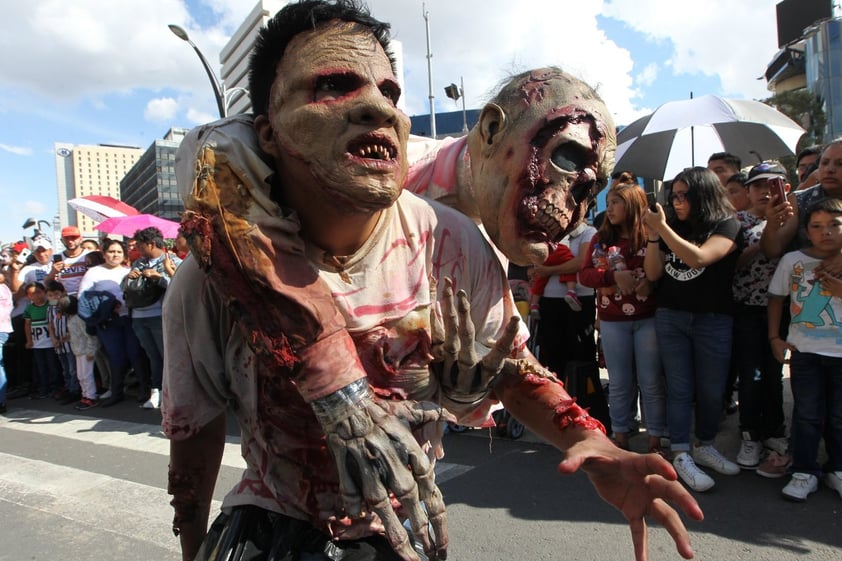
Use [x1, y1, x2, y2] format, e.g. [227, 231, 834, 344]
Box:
[644, 167, 741, 492]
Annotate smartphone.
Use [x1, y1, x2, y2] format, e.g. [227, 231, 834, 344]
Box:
[53, 254, 63, 263]
[768, 176, 787, 204]
[646, 192, 658, 212]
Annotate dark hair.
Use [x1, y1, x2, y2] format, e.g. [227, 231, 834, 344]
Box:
[45, 280, 66, 293]
[610, 170, 635, 181]
[249, 0, 394, 117]
[726, 172, 748, 187]
[132, 227, 165, 248]
[708, 152, 741, 169]
[797, 145, 822, 165]
[58, 295, 78, 316]
[84, 251, 105, 268]
[25, 281, 46, 293]
[667, 167, 735, 243]
[597, 182, 647, 252]
[81, 238, 99, 249]
[101, 239, 126, 255]
[804, 197, 842, 223]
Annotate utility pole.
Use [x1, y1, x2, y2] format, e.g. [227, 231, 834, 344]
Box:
[423, 3, 437, 138]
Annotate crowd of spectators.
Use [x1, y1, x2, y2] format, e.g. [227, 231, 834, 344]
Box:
[0, 226, 184, 413]
[526, 143, 842, 503]
[1, 143, 840, 508]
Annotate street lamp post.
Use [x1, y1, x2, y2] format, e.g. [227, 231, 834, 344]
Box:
[168, 24, 227, 118]
[422, 4, 437, 138]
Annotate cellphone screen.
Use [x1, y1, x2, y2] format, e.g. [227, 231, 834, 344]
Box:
[646, 192, 658, 212]
[53, 254, 63, 263]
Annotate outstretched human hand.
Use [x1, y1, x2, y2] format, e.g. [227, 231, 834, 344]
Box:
[558, 434, 704, 561]
[312, 380, 455, 561]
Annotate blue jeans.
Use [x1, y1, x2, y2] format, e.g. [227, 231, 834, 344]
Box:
[32, 347, 62, 396]
[599, 317, 666, 436]
[655, 309, 733, 452]
[789, 351, 842, 476]
[733, 304, 785, 440]
[132, 315, 164, 390]
[97, 315, 143, 398]
[57, 351, 79, 393]
[0, 332, 8, 404]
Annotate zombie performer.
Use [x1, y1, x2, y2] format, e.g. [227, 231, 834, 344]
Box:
[163, 2, 702, 561]
[406, 66, 616, 267]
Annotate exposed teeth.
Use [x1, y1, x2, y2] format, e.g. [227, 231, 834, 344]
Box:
[356, 143, 393, 160]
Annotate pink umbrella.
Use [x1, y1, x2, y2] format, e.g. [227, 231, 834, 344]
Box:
[68, 195, 140, 223]
[95, 214, 181, 239]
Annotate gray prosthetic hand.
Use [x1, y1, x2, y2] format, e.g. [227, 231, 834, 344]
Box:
[311, 379, 455, 561]
[431, 277, 521, 409]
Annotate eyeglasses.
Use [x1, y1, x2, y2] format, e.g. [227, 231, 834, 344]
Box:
[669, 192, 688, 203]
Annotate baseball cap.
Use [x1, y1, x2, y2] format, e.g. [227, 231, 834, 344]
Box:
[33, 238, 52, 251]
[745, 161, 787, 185]
[61, 225, 81, 238]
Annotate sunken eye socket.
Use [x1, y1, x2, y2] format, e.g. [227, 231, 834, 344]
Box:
[379, 84, 400, 104]
[314, 74, 359, 97]
[551, 143, 590, 172]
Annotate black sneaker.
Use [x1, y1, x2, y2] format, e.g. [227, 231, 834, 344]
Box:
[60, 392, 82, 405]
[100, 395, 124, 408]
[74, 397, 99, 411]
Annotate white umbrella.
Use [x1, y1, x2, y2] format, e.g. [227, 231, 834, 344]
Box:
[68, 195, 140, 223]
[615, 94, 806, 180]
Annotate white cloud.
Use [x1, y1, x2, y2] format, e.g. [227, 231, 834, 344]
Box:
[145, 97, 179, 122]
[0, 144, 33, 156]
[635, 63, 659, 88]
[186, 107, 219, 126]
[603, 0, 779, 100]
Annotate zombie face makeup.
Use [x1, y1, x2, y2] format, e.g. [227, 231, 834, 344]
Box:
[257, 22, 410, 214]
[467, 68, 615, 265]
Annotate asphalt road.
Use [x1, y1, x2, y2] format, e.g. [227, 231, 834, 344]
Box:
[1, 385, 841, 561]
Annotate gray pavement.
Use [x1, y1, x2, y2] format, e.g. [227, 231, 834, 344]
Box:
[1, 373, 841, 561]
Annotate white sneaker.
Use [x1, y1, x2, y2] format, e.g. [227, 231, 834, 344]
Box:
[142, 388, 160, 410]
[824, 471, 842, 500]
[98, 390, 112, 400]
[736, 436, 762, 469]
[782, 472, 818, 501]
[693, 444, 740, 475]
[673, 452, 715, 492]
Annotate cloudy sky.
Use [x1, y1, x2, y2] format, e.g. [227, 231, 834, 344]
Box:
[0, 0, 784, 246]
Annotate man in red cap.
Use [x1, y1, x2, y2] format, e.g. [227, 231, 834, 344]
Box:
[45, 226, 90, 296]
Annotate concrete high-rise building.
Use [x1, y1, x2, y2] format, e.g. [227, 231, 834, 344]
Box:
[120, 128, 188, 222]
[218, 0, 406, 115]
[54, 142, 143, 237]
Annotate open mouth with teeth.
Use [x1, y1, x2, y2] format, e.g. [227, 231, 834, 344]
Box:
[346, 134, 397, 162]
[519, 188, 575, 244]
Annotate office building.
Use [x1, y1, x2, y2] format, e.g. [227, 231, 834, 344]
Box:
[55, 142, 143, 237]
[765, 0, 839, 141]
[120, 128, 188, 221]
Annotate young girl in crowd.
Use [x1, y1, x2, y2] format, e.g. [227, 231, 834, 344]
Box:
[768, 197, 842, 502]
[61, 295, 100, 410]
[644, 167, 742, 492]
[580, 181, 666, 454]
